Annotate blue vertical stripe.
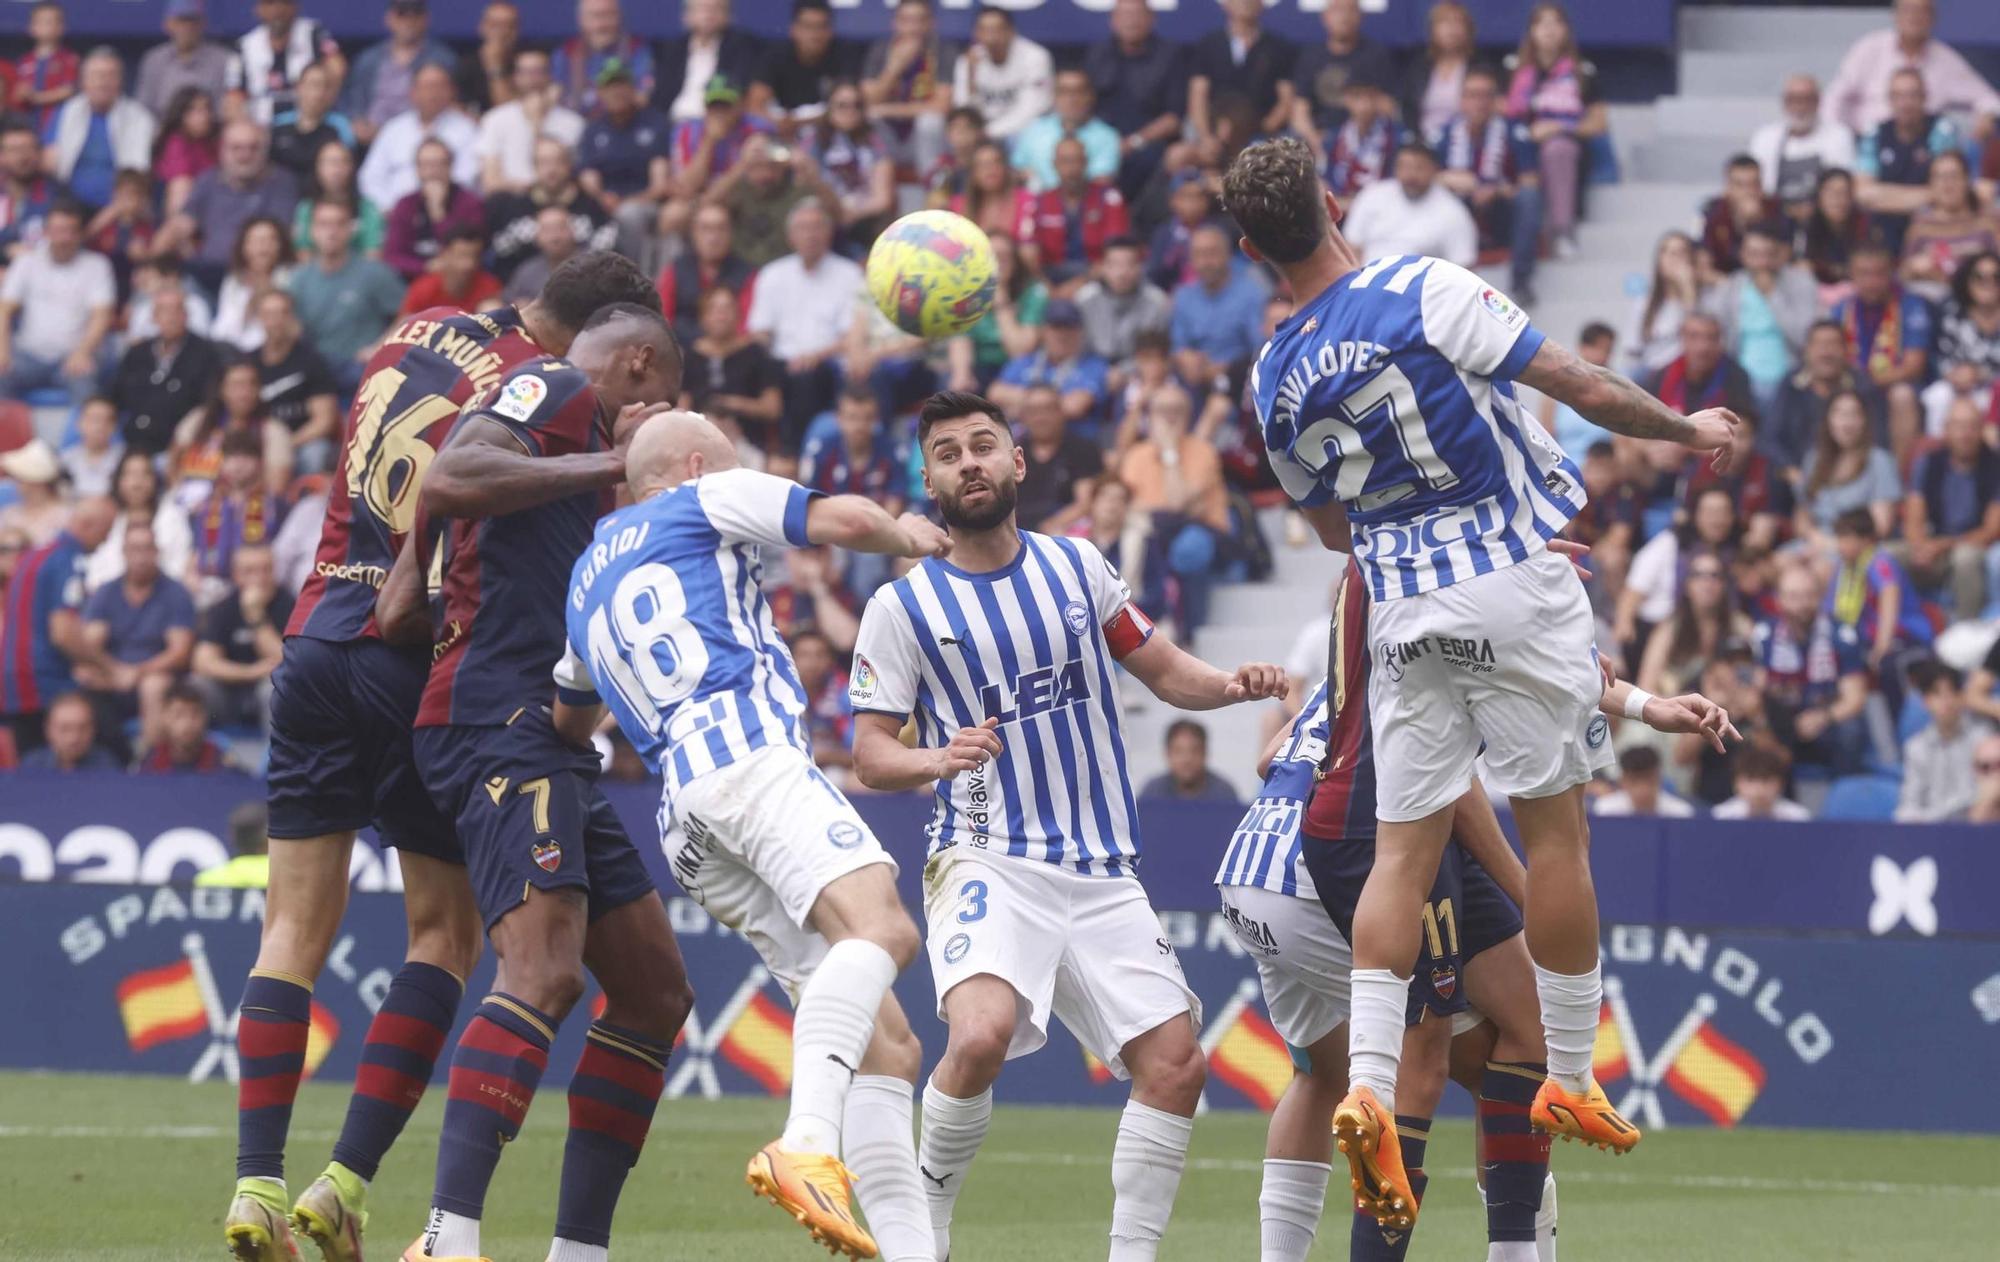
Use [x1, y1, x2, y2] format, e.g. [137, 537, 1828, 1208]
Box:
[925, 568, 1031, 858]
[1052, 537, 1141, 863]
[1025, 540, 1124, 872]
[976, 565, 1067, 867]
[1007, 557, 1095, 870]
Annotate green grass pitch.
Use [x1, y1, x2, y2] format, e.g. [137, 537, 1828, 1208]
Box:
[1, 1071, 1994, 1260]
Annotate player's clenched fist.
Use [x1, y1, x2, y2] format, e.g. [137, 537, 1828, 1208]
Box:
[934, 716, 1003, 780]
[1225, 663, 1288, 701]
[898, 513, 953, 559]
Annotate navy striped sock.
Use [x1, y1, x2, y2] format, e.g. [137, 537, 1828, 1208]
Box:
[1480, 1061, 1552, 1243]
[432, 994, 555, 1218]
[1349, 1114, 1430, 1261]
[331, 962, 463, 1181]
[555, 1022, 671, 1248]
[236, 971, 313, 1181]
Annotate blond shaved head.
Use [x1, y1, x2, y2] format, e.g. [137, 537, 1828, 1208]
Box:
[626, 409, 739, 500]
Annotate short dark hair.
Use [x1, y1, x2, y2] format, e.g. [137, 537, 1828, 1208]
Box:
[838, 380, 876, 407]
[1744, 218, 1791, 246]
[1579, 320, 1617, 346]
[1223, 137, 1330, 266]
[220, 427, 263, 459]
[947, 105, 984, 131]
[1832, 507, 1878, 539]
[45, 198, 86, 227]
[1726, 152, 1761, 175]
[164, 681, 206, 711]
[1132, 328, 1172, 357]
[1849, 240, 1894, 265]
[974, 5, 1013, 27]
[917, 389, 1007, 445]
[1396, 141, 1440, 166]
[228, 800, 269, 858]
[1584, 439, 1615, 461]
[1165, 719, 1207, 749]
[793, 0, 832, 16]
[581, 300, 683, 380]
[539, 249, 663, 335]
[1734, 744, 1791, 784]
[1102, 234, 1141, 257]
[1618, 746, 1662, 777]
[1806, 317, 1845, 342]
[791, 626, 834, 655]
[1907, 658, 1961, 696]
[442, 224, 485, 250]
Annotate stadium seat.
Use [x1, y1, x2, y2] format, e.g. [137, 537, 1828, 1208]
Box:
[0, 400, 32, 453]
[23, 387, 70, 409]
[1821, 774, 1903, 821]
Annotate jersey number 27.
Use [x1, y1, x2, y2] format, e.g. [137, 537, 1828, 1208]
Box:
[1290, 364, 1461, 504]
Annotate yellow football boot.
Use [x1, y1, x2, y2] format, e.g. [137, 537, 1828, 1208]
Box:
[225, 1179, 303, 1262]
[746, 1139, 879, 1259]
[291, 1165, 366, 1262]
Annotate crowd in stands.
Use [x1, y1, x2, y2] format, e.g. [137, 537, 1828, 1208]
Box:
[0, 0, 1995, 822]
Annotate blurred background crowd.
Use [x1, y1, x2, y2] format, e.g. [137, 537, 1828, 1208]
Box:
[0, 0, 1996, 825]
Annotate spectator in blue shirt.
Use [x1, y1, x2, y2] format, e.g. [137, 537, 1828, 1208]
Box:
[578, 60, 675, 264]
[41, 49, 154, 214]
[1011, 68, 1121, 194]
[341, 0, 457, 148]
[1170, 223, 1268, 383]
[0, 497, 112, 754]
[17, 690, 120, 771]
[989, 298, 1112, 431]
[1854, 67, 1963, 256]
[75, 519, 195, 759]
[1084, 0, 1184, 196]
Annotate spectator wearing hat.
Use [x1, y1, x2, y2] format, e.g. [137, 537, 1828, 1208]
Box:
[44, 49, 155, 215]
[75, 518, 195, 758]
[658, 0, 762, 125]
[992, 299, 1111, 430]
[1342, 142, 1479, 268]
[554, 0, 656, 118]
[18, 692, 120, 771]
[664, 74, 776, 243]
[287, 199, 405, 393]
[1169, 224, 1267, 386]
[1025, 137, 1129, 273]
[1012, 68, 1121, 195]
[579, 60, 676, 265]
[0, 497, 113, 754]
[1084, 0, 1184, 198]
[482, 136, 619, 280]
[0, 200, 116, 409]
[222, 0, 344, 128]
[751, 0, 861, 138]
[1590, 746, 1696, 817]
[356, 64, 478, 212]
[860, 0, 957, 175]
[191, 543, 289, 731]
[1075, 236, 1170, 367]
[342, 0, 457, 148]
[109, 284, 223, 459]
[953, 7, 1053, 145]
[1290, 0, 1398, 153]
[474, 48, 584, 196]
[136, 0, 233, 121]
[0, 440, 71, 546]
[156, 121, 299, 282]
[745, 198, 862, 463]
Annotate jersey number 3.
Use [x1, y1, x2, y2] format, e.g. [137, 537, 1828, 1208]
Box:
[585, 561, 710, 733]
[1290, 364, 1461, 503]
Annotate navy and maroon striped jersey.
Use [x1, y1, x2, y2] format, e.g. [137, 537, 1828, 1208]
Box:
[1302, 555, 1378, 843]
[287, 305, 544, 643]
[416, 358, 614, 728]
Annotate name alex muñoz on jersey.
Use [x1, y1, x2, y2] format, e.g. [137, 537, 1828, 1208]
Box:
[555, 467, 819, 805]
[848, 533, 1154, 877]
[1253, 256, 1586, 602]
[1213, 678, 1329, 900]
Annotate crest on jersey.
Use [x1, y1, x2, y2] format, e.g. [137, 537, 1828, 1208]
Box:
[849, 655, 878, 704]
[1430, 963, 1457, 1000]
[532, 840, 563, 872]
[827, 821, 863, 850]
[493, 373, 548, 422]
[1062, 599, 1090, 638]
[942, 933, 972, 964]
[1587, 714, 1610, 749]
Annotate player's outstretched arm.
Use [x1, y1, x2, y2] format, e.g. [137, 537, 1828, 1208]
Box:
[1601, 678, 1743, 753]
[851, 711, 1002, 793]
[375, 537, 430, 646]
[806, 496, 952, 559]
[1516, 338, 1742, 471]
[422, 417, 626, 520]
[1121, 632, 1288, 711]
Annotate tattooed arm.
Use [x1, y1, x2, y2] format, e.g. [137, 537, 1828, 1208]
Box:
[1517, 337, 1743, 468]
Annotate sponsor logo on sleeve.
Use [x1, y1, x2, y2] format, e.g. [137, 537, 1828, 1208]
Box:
[848, 655, 878, 703]
[492, 373, 548, 422]
[1479, 286, 1527, 330]
[942, 932, 971, 964]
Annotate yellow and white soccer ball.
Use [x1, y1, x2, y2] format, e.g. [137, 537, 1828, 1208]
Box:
[866, 209, 998, 340]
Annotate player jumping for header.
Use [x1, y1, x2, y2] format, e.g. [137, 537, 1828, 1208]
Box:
[847, 390, 1289, 1262]
[1220, 136, 1741, 1230]
[550, 410, 954, 1261]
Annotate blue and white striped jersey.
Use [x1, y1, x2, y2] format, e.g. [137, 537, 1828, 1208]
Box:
[1214, 679, 1328, 899]
[848, 532, 1152, 877]
[555, 467, 820, 806]
[1252, 255, 1586, 602]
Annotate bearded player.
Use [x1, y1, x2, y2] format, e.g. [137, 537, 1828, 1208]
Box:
[225, 252, 662, 1262]
[848, 390, 1287, 1262]
[1221, 136, 1741, 1229]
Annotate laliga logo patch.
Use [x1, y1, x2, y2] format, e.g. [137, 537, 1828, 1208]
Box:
[493, 373, 547, 422]
[1868, 855, 1937, 937]
[849, 655, 878, 703]
[827, 821, 863, 850]
[1586, 714, 1610, 749]
[943, 933, 972, 964]
[1062, 599, 1090, 638]
[1478, 287, 1520, 325]
[1430, 963, 1457, 1000]
[532, 840, 563, 873]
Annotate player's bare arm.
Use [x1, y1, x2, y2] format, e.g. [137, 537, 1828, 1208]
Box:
[550, 696, 605, 750]
[1516, 337, 1742, 468]
[851, 711, 1002, 792]
[806, 496, 953, 559]
[374, 536, 429, 646]
[1121, 632, 1288, 710]
[1449, 777, 1528, 909]
[1297, 498, 1352, 552]
[422, 417, 627, 519]
[1601, 677, 1742, 753]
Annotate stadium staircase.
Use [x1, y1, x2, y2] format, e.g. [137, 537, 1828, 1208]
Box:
[1122, 5, 1885, 797]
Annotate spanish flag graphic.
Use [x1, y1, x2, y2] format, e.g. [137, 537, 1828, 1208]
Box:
[720, 991, 795, 1095]
[1207, 1007, 1293, 1113]
[1081, 1047, 1115, 1086]
[1594, 1000, 1629, 1083]
[1663, 1020, 1766, 1127]
[117, 959, 209, 1053]
[302, 1003, 341, 1079]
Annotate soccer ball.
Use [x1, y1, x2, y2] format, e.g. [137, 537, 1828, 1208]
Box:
[866, 209, 998, 340]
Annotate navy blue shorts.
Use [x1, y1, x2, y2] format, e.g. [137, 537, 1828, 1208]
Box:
[267, 636, 459, 861]
[1303, 833, 1523, 1026]
[413, 707, 655, 931]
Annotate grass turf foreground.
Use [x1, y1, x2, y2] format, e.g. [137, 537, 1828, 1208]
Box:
[0, 1072, 1994, 1260]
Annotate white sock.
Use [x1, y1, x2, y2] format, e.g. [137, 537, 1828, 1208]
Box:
[1487, 1242, 1537, 1262]
[1536, 1172, 1558, 1262]
[844, 1075, 932, 1262]
[1107, 1099, 1194, 1261]
[1533, 962, 1602, 1094]
[782, 939, 898, 1155]
[546, 1239, 607, 1262]
[1258, 1159, 1330, 1262]
[1347, 968, 1410, 1108]
[919, 1079, 992, 1260]
[422, 1207, 479, 1259]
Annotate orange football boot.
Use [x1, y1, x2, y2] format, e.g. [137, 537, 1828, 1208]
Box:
[1532, 1077, 1643, 1153]
[1332, 1086, 1420, 1231]
[746, 1140, 879, 1259]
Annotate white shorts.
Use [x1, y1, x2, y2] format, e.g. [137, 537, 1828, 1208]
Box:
[661, 744, 897, 999]
[1368, 549, 1614, 822]
[1218, 884, 1353, 1049]
[923, 848, 1201, 1080]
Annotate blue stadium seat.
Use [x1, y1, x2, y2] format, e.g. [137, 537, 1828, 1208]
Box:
[1822, 774, 1902, 821]
[1897, 691, 1931, 743]
[23, 387, 70, 409]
